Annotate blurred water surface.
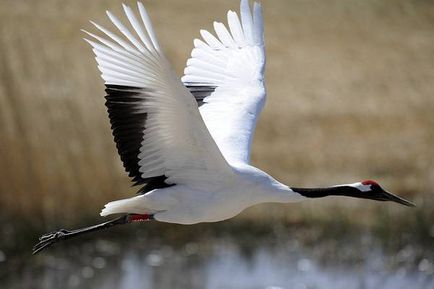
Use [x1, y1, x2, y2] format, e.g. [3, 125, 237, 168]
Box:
[2, 228, 433, 289]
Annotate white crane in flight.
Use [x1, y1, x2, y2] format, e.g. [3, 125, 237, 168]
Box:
[33, 0, 414, 254]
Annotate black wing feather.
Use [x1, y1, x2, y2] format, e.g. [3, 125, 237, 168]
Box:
[105, 83, 216, 194]
[105, 85, 172, 194]
[184, 83, 216, 106]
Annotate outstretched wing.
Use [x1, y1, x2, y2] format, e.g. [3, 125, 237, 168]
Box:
[182, 0, 266, 165]
[83, 2, 231, 193]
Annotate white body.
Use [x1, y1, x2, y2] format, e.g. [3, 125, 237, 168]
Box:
[103, 164, 304, 224]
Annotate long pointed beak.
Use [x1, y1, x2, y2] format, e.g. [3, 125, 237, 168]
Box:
[380, 190, 416, 207]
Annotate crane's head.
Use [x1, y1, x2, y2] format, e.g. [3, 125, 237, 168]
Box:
[351, 180, 415, 207]
[291, 180, 415, 206]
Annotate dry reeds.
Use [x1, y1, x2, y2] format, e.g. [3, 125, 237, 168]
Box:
[0, 0, 433, 230]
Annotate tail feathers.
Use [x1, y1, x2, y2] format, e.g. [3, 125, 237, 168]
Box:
[100, 196, 151, 216]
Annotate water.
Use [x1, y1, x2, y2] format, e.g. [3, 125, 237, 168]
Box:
[2, 233, 433, 289]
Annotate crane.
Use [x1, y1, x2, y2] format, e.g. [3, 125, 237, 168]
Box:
[33, 0, 414, 254]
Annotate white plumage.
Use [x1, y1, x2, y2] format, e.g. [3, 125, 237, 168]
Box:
[183, 2, 265, 165]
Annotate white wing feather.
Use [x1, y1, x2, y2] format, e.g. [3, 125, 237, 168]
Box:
[84, 2, 231, 185]
[182, 0, 266, 164]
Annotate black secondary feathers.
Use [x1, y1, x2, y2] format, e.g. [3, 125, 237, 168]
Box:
[105, 85, 147, 185]
[184, 83, 216, 106]
[105, 84, 216, 194]
[105, 85, 174, 194]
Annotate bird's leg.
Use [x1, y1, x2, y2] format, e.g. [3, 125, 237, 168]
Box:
[32, 214, 153, 254]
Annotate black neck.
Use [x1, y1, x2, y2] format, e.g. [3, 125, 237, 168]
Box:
[291, 186, 371, 200]
[291, 184, 415, 207]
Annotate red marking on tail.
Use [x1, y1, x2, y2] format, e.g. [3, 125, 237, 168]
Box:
[362, 180, 379, 186]
[129, 214, 151, 222]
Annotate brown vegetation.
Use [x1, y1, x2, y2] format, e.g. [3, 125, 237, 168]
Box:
[0, 0, 433, 235]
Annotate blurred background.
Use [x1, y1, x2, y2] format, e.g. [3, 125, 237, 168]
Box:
[0, 0, 433, 288]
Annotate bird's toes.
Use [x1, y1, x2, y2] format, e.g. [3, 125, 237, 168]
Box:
[32, 240, 52, 254]
[38, 232, 54, 241]
[38, 229, 70, 241]
[33, 229, 71, 254]
[33, 236, 59, 254]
